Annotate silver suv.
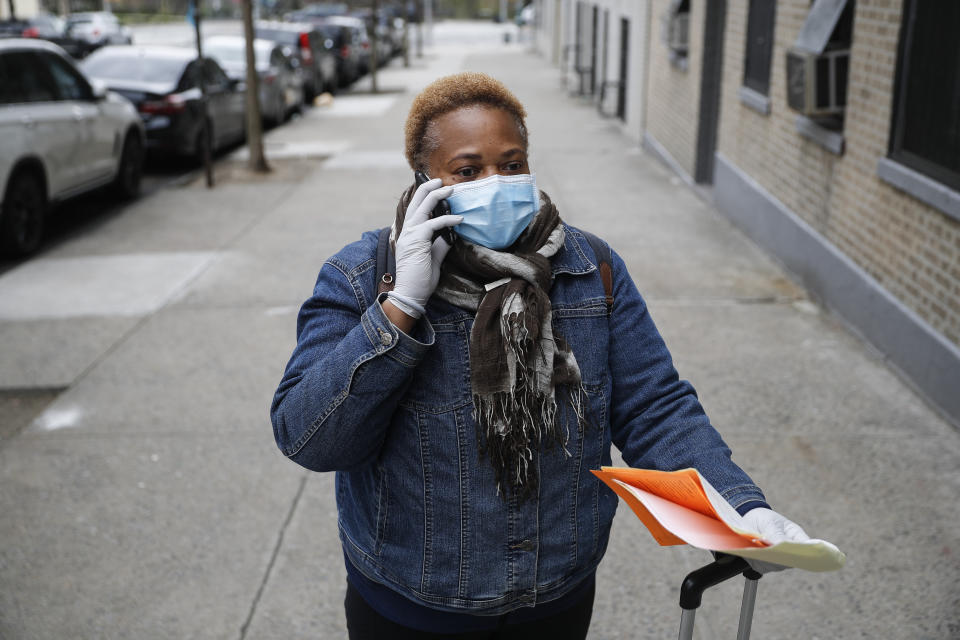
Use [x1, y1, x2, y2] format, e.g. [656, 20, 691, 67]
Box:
[0, 39, 145, 256]
[65, 12, 133, 56]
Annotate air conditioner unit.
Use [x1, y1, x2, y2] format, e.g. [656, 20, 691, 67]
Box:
[785, 47, 850, 117]
[667, 13, 689, 53]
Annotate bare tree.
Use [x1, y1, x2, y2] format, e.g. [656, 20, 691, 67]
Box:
[241, 0, 269, 173]
[191, 0, 214, 187]
[369, 0, 379, 93]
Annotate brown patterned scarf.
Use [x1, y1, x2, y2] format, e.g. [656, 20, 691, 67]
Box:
[394, 188, 589, 501]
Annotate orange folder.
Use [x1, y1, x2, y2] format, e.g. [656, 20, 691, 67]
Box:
[591, 467, 767, 549]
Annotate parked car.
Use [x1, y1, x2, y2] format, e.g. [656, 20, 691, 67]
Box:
[284, 2, 348, 22]
[81, 46, 245, 162]
[0, 13, 90, 58]
[0, 38, 144, 256]
[204, 35, 304, 126]
[64, 12, 132, 57]
[255, 21, 337, 100]
[320, 15, 371, 75]
[350, 8, 395, 66]
[314, 21, 361, 87]
[0, 13, 62, 39]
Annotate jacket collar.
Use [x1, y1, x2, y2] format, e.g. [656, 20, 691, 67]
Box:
[550, 224, 598, 277]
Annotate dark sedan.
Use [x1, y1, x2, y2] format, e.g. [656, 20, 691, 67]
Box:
[0, 13, 86, 58]
[315, 22, 361, 88]
[81, 46, 246, 162]
[255, 21, 337, 100]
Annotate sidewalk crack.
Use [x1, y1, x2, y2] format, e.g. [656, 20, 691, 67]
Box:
[239, 473, 308, 639]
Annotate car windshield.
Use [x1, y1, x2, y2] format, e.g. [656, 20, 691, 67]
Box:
[255, 29, 298, 46]
[206, 41, 271, 65]
[81, 52, 185, 85]
[67, 16, 94, 25]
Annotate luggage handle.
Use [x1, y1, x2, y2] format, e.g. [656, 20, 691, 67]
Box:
[678, 553, 762, 640]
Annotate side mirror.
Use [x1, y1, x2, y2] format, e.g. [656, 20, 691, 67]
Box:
[90, 78, 108, 100]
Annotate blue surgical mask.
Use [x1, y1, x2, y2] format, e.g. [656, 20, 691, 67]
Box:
[447, 173, 540, 250]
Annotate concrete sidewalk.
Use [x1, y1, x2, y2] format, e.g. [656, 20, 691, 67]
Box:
[1, 21, 957, 639]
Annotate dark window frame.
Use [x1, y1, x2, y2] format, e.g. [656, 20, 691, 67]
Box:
[743, 0, 776, 95]
[42, 51, 94, 102]
[1, 51, 60, 104]
[666, 0, 691, 69]
[888, 0, 960, 193]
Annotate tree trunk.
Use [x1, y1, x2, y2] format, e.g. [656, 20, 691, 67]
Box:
[241, 0, 269, 173]
[369, 0, 379, 93]
[7, 0, 16, 21]
[192, 0, 214, 188]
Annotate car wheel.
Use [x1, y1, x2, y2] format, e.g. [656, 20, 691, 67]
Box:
[113, 132, 143, 200]
[0, 169, 46, 257]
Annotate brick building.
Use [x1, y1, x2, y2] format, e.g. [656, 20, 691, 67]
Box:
[535, 0, 651, 144]
[533, 0, 960, 424]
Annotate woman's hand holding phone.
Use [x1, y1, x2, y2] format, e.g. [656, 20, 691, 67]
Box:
[386, 178, 463, 325]
[415, 171, 457, 246]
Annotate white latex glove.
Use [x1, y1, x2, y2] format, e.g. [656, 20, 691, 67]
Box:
[390, 178, 462, 318]
[741, 507, 810, 574]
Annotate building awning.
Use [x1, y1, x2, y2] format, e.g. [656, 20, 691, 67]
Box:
[795, 0, 850, 53]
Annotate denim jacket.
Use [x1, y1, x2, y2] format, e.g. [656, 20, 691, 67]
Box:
[270, 224, 766, 615]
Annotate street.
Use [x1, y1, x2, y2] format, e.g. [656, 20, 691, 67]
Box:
[1, 19, 958, 639]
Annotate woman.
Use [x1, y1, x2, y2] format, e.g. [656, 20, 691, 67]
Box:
[271, 73, 809, 639]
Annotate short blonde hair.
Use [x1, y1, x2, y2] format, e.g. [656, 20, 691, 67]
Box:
[404, 72, 528, 171]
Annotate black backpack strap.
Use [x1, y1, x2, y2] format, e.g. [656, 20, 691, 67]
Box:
[376, 227, 396, 295]
[580, 230, 614, 315]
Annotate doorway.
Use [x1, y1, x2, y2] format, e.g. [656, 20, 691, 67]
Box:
[695, 0, 727, 183]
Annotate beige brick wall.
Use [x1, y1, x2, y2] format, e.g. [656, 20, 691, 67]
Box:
[717, 0, 960, 346]
[644, 0, 706, 178]
[718, 1, 840, 234]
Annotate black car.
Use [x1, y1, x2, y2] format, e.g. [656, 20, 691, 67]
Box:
[284, 2, 349, 22]
[0, 13, 86, 58]
[315, 22, 361, 87]
[81, 46, 246, 161]
[318, 15, 371, 76]
[255, 21, 337, 100]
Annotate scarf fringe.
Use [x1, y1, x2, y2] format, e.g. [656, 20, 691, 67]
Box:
[475, 382, 592, 502]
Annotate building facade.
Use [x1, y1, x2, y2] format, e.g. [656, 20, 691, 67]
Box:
[534, 0, 651, 144]
[535, 0, 960, 424]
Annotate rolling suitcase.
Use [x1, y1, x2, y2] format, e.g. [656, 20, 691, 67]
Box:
[677, 554, 762, 640]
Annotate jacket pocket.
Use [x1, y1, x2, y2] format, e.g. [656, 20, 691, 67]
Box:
[552, 302, 609, 387]
[400, 321, 473, 413]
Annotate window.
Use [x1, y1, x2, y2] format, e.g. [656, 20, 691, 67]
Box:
[889, 0, 960, 192]
[786, 0, 855, 149]
[743, 0, 776, 95]
[0, 51, 58, 103]
[203, 59, 230, 91]
[664, 0, 690, 69]
[44, 52, 92, 101]
[179, 61, 202, 91]
[82, 51, 186, 87]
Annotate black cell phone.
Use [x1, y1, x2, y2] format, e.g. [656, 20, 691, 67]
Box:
[414, 171, 456, 245]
